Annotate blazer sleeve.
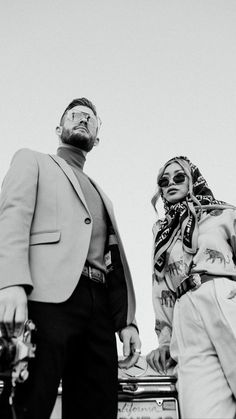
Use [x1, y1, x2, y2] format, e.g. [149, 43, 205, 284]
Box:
[0, 148, 39, 290]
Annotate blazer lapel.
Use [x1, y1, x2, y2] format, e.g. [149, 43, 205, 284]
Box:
[49, 154, 90, 214]
[89, 178, 118, 230]
[49, 155, 118, 232]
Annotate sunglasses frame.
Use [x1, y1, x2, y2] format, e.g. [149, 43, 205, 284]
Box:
[158, 172, 187, 188]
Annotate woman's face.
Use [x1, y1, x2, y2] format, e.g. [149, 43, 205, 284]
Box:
[160, 162, 189, 204]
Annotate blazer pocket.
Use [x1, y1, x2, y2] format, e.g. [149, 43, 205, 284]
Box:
[30, 231, 61, 246]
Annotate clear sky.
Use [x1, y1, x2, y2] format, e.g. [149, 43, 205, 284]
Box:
[1, 0, 236, 355]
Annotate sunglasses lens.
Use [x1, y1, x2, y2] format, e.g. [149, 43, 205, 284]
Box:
[158, 177, 169, 188]
[173, 173, 186, 184]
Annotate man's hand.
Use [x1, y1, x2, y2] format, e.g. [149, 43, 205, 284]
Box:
[0, 286, 28, 337]
[118, 325, 141, 369]
[146, 345, 175, 374]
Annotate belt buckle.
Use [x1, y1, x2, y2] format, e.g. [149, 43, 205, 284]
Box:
[88, 266, 93, 279]
[191, 273, 201, 290]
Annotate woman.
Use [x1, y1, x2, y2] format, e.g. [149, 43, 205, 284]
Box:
[146, 156, 236, 419]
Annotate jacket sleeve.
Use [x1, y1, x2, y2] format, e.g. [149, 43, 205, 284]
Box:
[229, 209, 236, 261]
[152, 275, 175, 347]
[152, 221, 175, 347]
[0, 148, 38, 290]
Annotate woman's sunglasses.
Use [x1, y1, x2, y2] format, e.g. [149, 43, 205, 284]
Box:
[158, 172, 186, 188]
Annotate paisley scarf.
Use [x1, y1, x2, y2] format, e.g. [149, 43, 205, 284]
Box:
[152, 156, 229, 278]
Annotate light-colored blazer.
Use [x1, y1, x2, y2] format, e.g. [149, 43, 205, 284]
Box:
[0, 148, 136, 330]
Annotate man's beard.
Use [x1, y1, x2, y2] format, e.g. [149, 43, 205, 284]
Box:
[61, 128, 95, 152]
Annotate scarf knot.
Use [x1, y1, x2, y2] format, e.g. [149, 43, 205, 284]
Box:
[154, 198, 198, 278]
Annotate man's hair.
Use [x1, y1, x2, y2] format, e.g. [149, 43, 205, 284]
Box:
[60, 97, 97, 125]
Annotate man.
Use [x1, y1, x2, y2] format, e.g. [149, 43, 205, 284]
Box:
[0, 98, 141, 419]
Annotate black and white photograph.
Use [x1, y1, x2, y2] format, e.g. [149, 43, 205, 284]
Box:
[0, 1, 236, 418]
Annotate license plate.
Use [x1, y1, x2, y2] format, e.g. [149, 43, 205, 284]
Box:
[118, 397, 178, 419]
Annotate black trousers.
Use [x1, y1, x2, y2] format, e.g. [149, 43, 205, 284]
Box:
[8, 276, 118, 419]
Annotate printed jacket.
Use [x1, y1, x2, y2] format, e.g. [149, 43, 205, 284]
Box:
[152, 208, 236, 347]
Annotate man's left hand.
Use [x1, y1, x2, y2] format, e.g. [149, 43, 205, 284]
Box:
[118, 325, 141, 369]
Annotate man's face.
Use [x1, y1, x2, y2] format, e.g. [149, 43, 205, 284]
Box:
[59, 105, 99, 152]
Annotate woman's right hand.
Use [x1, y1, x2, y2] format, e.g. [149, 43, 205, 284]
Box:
[146, 345, 174, 374]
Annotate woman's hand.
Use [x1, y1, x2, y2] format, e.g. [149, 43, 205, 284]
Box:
[146, 345, 175, 374]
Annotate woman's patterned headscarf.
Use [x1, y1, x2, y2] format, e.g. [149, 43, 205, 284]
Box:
[152, 156, 230, 278]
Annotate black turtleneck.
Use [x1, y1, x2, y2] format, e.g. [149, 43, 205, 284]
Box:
[57, 144, 86, 170]
[57, 144, 107, 273]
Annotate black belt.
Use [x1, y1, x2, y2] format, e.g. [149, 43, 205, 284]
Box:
[82, 265, 106, 284]
[176, 273, 216, 299]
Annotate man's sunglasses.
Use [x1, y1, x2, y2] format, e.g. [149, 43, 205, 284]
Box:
[158, 172, 187, 188]
[67, 111, 102, 129]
